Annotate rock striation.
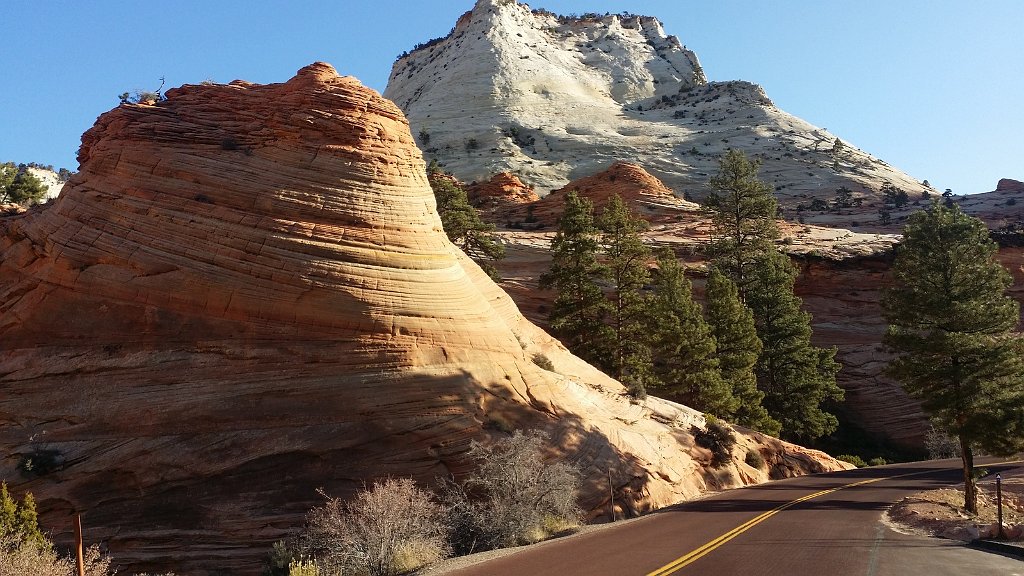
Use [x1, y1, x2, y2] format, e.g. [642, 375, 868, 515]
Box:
[0, 63, 846, 575]
[384, 0, 928, 217]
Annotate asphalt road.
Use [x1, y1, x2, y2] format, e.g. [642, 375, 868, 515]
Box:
[444, 459, 1023, 576]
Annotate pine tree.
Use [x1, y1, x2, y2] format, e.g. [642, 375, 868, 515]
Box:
[704, 149, 779, 298]
[746, 250, 842, 441]
[0, 164, 47, 205]
[596, 194, 654, 395]
[649, 250, 735, 416]
[705, 268, 779, 435]
[540, 191, 613, 368]
[704, 149, 842, 440]
[884, 201, 1024, 514]
[427, 166, 505, 279]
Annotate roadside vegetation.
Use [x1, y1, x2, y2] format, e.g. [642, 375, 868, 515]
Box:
[883, 201, 1024, 513]
[0, 483, 173, 576]
[269, 430, 582, 576]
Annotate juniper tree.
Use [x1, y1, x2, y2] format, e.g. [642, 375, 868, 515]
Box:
[540, 191, 613, 368]
[427, 166, 505, 279]
[704, 267, 778, 435]
[648, 250, 735, 416]
[883, 201, 1024, 514]
[596, 194, 655, 395]
[746, 250, 843, 441]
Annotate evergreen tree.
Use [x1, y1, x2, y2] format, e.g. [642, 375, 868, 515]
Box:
[15, 492, 46, 547]
[704, 149, 779, 298]
[427, 165, 505, 279]
[0, 483, 46, 548]
[746, 250, 843, 441]
[883, 201, 1024, 514]
[596, 194, 654, 394]
[540, 191, 613, 369]
[705, 267, 779, 435]
[704, 149, 841, 440]
[649, 251, 735, 416]
[0, 163, 47, 205]
[0, 482, 16, 536]
[0, 163, 15, 194]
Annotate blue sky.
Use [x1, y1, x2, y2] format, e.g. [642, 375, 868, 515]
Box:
[2, 1, 1021, 194]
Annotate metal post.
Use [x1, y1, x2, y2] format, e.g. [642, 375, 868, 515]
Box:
[996, 474, 1005, 540]
[75, 514, 85, 576]
[608, 468, 615, 522]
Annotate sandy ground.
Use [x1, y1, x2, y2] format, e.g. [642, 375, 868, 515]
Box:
[886, 467, 1024, 542]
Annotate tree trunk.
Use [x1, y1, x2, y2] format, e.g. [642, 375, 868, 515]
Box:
[960, 435, 978, 514]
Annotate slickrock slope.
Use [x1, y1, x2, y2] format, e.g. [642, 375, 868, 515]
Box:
[384, 0, 927, 217]
[0, 64, 846, 575]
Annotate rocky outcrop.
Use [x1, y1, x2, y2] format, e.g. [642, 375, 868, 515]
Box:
[997, 178, 1024, 193]
[384, 0, 928, 219]
[0, 63, 846, 575]
[464, 171, 539, 223]
[524, 161, 700, 227]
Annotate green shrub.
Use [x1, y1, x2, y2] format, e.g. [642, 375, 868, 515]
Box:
[836, 454, 867, 468]
[17, 449, 63, 478]
[531, 353, 555, 371]
[867, 457, 887, 467]
[744, 448, 765, 469]
[692, 418, 736, 468]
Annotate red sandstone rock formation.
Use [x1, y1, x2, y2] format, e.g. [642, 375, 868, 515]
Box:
[465, 172, 539, 223]
[507, 161, 700, 227]
[0, 64, 845, 575]
[997, 178, 1024, 193]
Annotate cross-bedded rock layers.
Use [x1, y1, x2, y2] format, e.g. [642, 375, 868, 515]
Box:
[0, 63, 844, 574]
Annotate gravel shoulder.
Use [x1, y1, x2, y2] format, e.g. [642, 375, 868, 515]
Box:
[885, 466, 1024, 542]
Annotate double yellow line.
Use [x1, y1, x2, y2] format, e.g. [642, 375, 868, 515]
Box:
[646, 460, 1022, 576]
[646, 476, 884, 576]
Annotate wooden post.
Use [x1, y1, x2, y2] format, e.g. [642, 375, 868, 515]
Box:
[608, 468, 615, 522]
[75, 514, 85, 576]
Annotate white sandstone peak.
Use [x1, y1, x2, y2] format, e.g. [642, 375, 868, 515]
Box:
[385, 1, 926, 218]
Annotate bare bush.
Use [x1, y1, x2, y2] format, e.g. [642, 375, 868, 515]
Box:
[302, 478, 449, 576]
[443, 429, 581, 554]
[0, 536, 117, 576]
[924, 425, 960, 460]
